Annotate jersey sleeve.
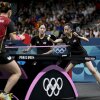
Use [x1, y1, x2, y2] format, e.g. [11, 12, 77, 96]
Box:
[73, 32, 83, 37]
[7, 21, 16, 35]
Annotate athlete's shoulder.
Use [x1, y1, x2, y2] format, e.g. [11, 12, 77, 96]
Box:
[0, 16, 11, 24]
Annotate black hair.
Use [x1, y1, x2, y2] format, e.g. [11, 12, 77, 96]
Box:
[64, 23, 73, 29]
[0, 2, 11, 13]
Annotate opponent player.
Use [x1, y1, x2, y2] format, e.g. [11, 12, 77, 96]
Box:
[48, 23, 100, 84]
[23, 24, 55, 54]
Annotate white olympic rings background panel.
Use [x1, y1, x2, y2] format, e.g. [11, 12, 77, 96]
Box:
[43, 77, 63, 97]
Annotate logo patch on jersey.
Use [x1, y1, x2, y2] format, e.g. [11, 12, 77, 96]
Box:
[37, 41, 39, 44]
[73, 39, 76, 43]
[43, 42, 47, 44]
[7, 56, 12, 60]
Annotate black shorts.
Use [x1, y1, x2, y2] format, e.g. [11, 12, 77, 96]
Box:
[0, 52, 13, 64]
[70, 54, 90, 64]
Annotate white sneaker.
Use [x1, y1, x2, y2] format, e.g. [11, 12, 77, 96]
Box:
[0, 92, 13, 100]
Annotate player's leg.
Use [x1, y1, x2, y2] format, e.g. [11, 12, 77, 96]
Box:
[85, 61, 100, 83]
[0, 60, 21, 100]
[65, 62, 75, 72]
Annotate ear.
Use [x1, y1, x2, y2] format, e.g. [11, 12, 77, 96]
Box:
[7, 10, 12, 17]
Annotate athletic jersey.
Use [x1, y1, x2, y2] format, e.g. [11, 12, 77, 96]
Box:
[62, 33, 87, 56]
[62, 33, 88, 64]
[0, 16, 15, 52]
[31, 35, 53, 54]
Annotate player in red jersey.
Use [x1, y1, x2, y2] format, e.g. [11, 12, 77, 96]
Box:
[0, 2, 22, 100]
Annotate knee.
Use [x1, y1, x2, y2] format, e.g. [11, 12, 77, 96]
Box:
[16, 69, 22, 78]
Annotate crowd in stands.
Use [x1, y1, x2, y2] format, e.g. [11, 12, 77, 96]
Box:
[11, 0, 100, 40]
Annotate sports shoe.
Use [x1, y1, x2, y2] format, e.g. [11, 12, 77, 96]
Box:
[0, 92, 13, 100]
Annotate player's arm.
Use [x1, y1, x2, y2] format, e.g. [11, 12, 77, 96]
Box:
[42, 49, 53, 55]
[22, 44, 32, 53]
[47, 35, 63, 44]
[18, 30, 27, 40]
[54, 39, 63, 43]
[9, 32, 17, 40]
[73, 32, 89, 42]
[22, 36, 35, 53]
[7, 21, 18, 40]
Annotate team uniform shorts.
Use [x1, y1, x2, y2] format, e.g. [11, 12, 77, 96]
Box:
[0, 52, 13, 64]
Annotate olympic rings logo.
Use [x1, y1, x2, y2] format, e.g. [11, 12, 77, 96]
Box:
[43, 77, 63, 97]
[53, 47, 66, 54]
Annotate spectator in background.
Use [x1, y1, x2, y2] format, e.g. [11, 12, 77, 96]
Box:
[93, 27, 100, 38]
[16, 29, 31, 54]
[51, 26, 60, 39]
[89, 28, 94, 38]
[19, 29, 31, 45]
[8, 0, 99, 39]
[46, 26, 52, 35]
[79, 29, 85, 37]
[84, 28, 90, 38]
